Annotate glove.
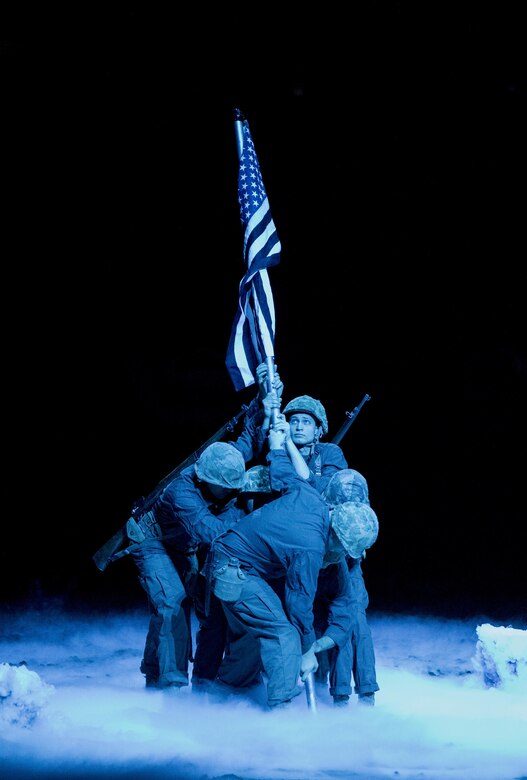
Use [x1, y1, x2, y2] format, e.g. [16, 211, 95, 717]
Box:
[262, 390, 281, 422]
[268, 427, 286, 450]
[256, 363, 283, 401]
[300, 645, 319, 681]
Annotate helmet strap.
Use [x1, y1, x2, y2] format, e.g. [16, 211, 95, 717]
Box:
[299, 441, 317, 459]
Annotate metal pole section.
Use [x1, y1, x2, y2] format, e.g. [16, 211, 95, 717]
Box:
[234, 107, 245, 159]
[265, 355, 280, 426]
[304, 671, 318, 714]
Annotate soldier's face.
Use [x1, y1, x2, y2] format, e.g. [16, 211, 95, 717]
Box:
[288, 414, 318, 445]
[207, 483, 236, 501]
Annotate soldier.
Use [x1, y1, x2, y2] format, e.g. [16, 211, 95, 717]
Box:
[232, 380, 347, 497]
[208, 421, 366, 709]
[239, 387, 381, 708]
[281, 394, 348, 493]
[130, 441, 249, 690]
[279, 396, 380, 707]
[130, 365, 282, 691]
[316, 468, 380, 706]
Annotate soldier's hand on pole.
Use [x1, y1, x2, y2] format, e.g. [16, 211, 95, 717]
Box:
[262, 389, 281, 422]
[256, 361, 283, 400]
[300, 645, 319, 681]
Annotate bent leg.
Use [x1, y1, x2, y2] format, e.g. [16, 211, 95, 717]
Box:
[351, 610, 379, 695]
[192, 581, 228, 684]
[222, 575, 302, 707]
[223, 575, 302, 707]
[216, 622, 263, 688]
[327, 639, 353, 698]
[348, 561, 379, 696]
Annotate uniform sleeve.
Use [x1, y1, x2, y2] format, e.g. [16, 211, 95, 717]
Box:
[227, 396, 265, 463]
[267, 449, 307, 493]
[323, 560, 354, 648]
[284, 550, 325, 653]
[166, 475, 245, 547]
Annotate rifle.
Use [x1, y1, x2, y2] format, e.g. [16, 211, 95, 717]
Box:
[331, 393, 371, 446]
[91, 405, 249, 572]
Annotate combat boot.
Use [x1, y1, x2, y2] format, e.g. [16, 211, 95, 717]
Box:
[358, 692, 375, 706]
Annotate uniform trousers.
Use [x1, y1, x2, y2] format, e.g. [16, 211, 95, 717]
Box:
[131, 539, 192, 687]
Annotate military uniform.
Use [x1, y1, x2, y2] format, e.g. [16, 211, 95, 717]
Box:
[210, 448, 347, 708]
[155, 455, 249, 687]
[131, 399, 265, 690]
[315, 469, 380, 704]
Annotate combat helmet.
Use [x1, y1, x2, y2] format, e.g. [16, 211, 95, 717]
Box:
[330, 501, 379, 559]
[240, 465, 272, 494]
[323, 469, 370, 506]
[282, 395, 329, 436]
[194, 442, 246, 489]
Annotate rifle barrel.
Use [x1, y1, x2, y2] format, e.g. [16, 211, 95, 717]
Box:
[331, 393, 371, 445]
[91, 405, 249, 571]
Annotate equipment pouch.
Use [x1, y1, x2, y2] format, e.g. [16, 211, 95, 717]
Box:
[126, 517, 146, 544]
[127, 510, 162, 544]
[212, 557, 247, 602]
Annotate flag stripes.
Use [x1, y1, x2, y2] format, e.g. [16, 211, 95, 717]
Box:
[226, 117, 281, 391]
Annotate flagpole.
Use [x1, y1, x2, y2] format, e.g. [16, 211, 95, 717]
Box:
[231, 109, 316, 714]
[233, 109, 279, 421]
[234, 107, 244, 158]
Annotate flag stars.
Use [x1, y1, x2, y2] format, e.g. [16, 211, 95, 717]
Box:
[227, 118, 281, 392]
[237, 126, 269, 225]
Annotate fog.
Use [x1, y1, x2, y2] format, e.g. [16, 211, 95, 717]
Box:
[1, 606, 526, 780]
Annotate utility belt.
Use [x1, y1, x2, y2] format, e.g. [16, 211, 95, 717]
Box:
[126, 512, 198, 562]
[104, 511, 198, 571]
[126, 510, 162, 543]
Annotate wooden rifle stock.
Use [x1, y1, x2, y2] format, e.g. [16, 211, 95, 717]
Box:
[92, 405, 249, 572]
[92, 525, 129, 572]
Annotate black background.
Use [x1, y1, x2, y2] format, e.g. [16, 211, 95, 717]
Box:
[2, 7, 525, 620]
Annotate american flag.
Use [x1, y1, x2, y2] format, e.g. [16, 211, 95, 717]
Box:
[225, 116, 281, 391]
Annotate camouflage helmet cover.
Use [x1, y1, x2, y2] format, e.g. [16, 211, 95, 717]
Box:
[330, 502, 379, 559]
[241, 465, 272, 493]
[282, 395, 329, 435]
[323, 469, 370, 506]
[194, 442, 246, 489]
